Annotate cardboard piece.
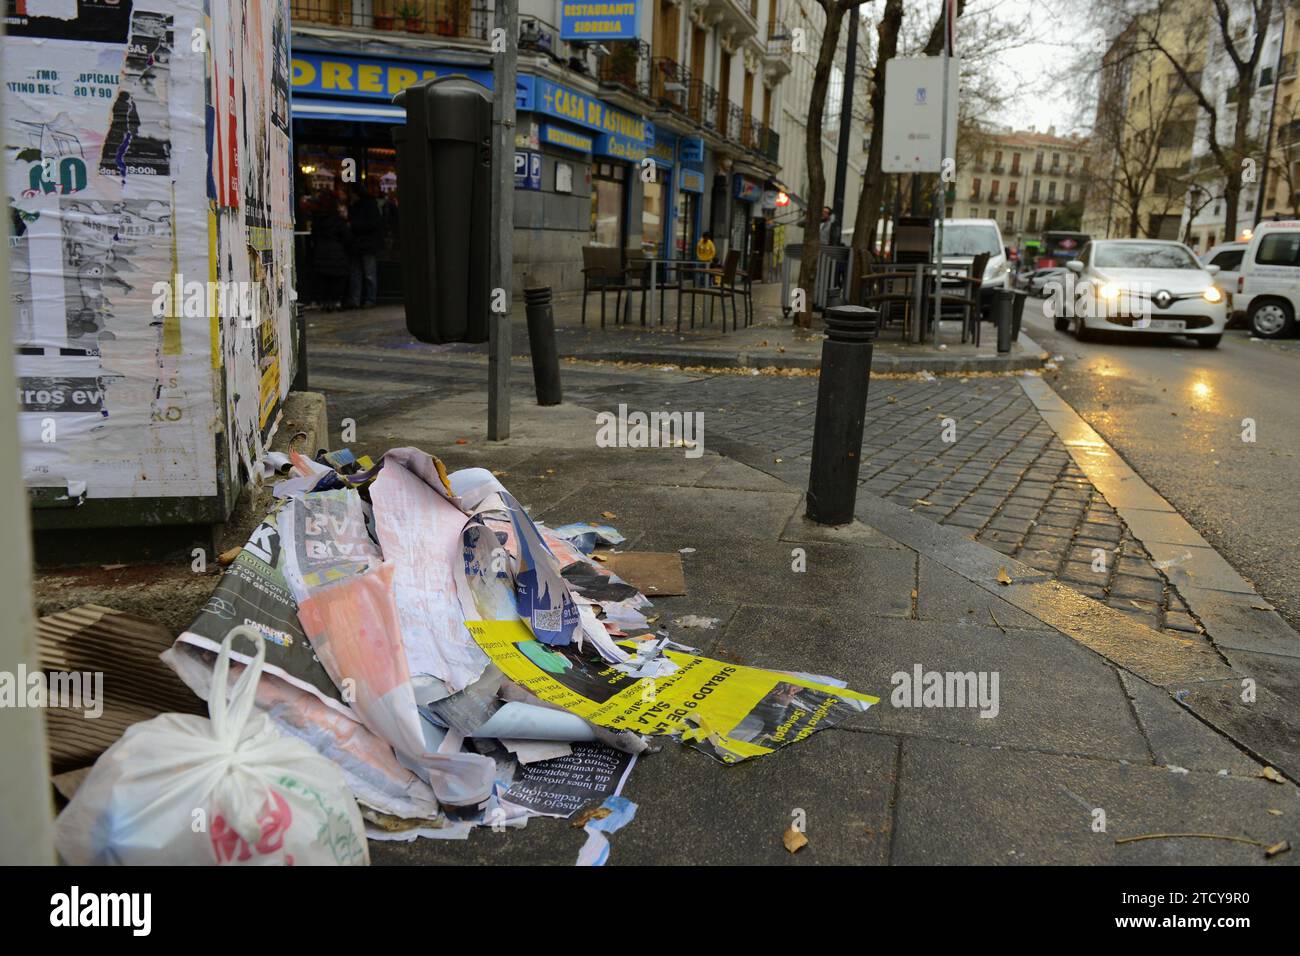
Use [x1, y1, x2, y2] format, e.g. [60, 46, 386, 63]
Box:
[591, 552, 687, 596]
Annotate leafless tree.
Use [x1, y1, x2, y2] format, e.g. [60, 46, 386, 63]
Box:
[795, 0, 875, 328]
[1101, 0, 1276, 240]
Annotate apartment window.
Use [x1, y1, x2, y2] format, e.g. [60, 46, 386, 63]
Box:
[1005, 211, 1014, 230]
[1011, 153, 1021, 174]
[1048, 182, 1057, 199]
[988, 209, 996, 219]
[1008, 182, 1018, 201]
[1031, 179, 1041, 200]
[1034, 151, 1044, 172]
[1052, 152, 1060, 169]
[972, 177, 982, 198]
[990, 179, 1001, 198]
[1028, 208, 1038, 230]
[993, 150, 1003, 170]
[1064, 183, 1072, 202]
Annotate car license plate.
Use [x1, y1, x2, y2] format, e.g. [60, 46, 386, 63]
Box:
[1147, 319, 1185, 331]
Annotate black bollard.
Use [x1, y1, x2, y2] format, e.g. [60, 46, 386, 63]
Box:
[806, 305, 880, 525]
[994, 288, 1013, 354]
[1011, 289, 1027, 342]
[524, 286, 563, 406]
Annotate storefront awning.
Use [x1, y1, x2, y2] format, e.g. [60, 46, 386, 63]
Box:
[291, 96, 406, 124]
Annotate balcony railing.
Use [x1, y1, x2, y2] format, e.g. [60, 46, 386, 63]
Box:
[650, 57, 691, 113]
[988, 193, 1001, 203]
[724, 102, 744, 142]
[598, 40, 652, 97]
[970, 191, 982, 200]
[687, 79, 719, 132]
[1006, 195, 1019, 205]
[291, 0, 491, 40]
[991, 163, 1005, 174]
[755, 124, 779, 162]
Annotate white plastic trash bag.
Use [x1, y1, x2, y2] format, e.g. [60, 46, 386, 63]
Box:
[56, 626, 369, 866]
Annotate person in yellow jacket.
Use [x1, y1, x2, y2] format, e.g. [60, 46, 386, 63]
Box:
[695, 232, 716, 286]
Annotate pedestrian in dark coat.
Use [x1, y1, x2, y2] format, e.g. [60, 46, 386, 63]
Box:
[312, 198, 352, 310]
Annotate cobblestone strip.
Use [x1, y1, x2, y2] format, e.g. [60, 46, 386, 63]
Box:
[578, 373, 1202, 639]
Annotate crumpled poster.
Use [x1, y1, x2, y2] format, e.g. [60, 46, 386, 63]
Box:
[465, 619, 878, 763]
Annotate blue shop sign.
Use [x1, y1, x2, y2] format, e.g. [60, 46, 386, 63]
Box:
[515, 150, 542, 190]
[560, 0, 640, 41]
[530, 76, 647, 159]
[541, 123, 594, 153]
[679, 168, 705, 193]
[291, 51, 533, 110]
[679, 136, 704, 163]
[647, 124, 677, 167]
[734, 175, 762, 202]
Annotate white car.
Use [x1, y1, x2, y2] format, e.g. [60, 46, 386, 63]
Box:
[940, 219, 1011, 312]
[1236, 220, 1300, 338]
[1058, 239, 1227, 348]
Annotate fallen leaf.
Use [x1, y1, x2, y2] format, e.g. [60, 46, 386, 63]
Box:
[887, 395, 898, 404]
[572, 806, 613, 828]
[590, 553, 609, 563]
[996, 567, 1013, 586]
[910, 589, 918, 600]
[915, 498, 933, 506]
[218, 546, 243, 566]
[1260, 766, 1286, 784]
[601, 511, 616, 519]
[1267, 809, 1283, 816]
[1265, 840, 1291, 859]
[455, 438, 468, 445]
[783, 827, 808, 854]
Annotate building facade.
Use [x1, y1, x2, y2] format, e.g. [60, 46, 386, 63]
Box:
[289, 0, 787, 296]
[774, 1, 871, 244]
[951, 126, 1091, 253]
[1261, 1, 1300, 220]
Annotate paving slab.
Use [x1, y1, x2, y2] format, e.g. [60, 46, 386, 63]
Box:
[712, 609, 1151, 762]
[1117, 672, 1262, 777]
[892, 737, 1300, 865]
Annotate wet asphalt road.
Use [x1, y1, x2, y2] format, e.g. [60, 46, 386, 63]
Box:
[1021, 299, 1300, 632]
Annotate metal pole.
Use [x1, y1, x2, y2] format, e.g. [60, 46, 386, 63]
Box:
[1255, 12, 1286, 230]
[489, 0, 517, 440]
[831, 9, 859, 245]
[933, 2, 951, 347]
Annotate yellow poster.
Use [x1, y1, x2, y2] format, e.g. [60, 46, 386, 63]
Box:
[467, 620, 878, 763]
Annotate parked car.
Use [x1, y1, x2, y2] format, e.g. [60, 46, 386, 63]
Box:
[1025, 267, 1066, 297]
[1061, 239, 1227, 347]
[1200, 241, 1247, 325]
[1235, 220, 1300, 338]
[940, 218, 1011, 312]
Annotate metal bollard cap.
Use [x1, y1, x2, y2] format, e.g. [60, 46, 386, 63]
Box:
[524, 286, 553, 306]
[823, 305, 880, 343]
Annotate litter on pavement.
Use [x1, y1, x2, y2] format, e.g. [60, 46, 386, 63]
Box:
[57, 445, 878, 864]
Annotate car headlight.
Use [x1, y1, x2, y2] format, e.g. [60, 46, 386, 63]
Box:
[1099, 282, 1121, 300]
[1202, 286, 1223, 303]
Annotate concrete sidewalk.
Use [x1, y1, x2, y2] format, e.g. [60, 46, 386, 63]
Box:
[342, 392, 1298, 866]
[308, 280, 1046, 374]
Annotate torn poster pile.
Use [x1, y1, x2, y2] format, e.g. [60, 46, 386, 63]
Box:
[162, 447, 878, 857]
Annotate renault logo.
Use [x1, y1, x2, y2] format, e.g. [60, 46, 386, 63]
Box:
[1154, 290, 1172, 309]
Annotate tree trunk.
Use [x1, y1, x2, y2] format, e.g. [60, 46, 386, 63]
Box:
[795, 2, 851, 327]
[849, 0, 904, 299]
[1223, 74, 1254, 240]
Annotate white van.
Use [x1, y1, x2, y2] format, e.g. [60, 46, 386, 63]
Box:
[1237, 220, 1300, 338]
[940, 218, 1011, 312]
